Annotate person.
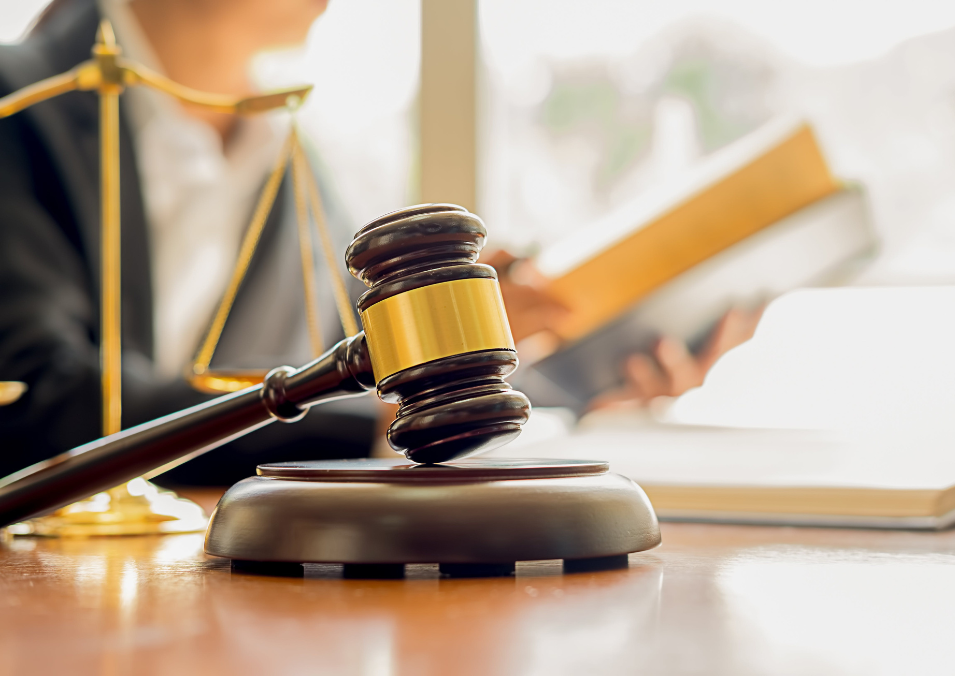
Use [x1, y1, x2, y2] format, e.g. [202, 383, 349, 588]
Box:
[0, 0, 377, 485]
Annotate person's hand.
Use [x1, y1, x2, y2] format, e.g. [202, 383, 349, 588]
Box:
[590, 305, 764, 410]
[482, 250, 569, 344]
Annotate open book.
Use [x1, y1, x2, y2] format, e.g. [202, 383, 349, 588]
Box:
[507, 286, 955, 530]
[494, 424, 955, 530]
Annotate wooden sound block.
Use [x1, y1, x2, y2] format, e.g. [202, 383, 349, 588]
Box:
[205, 458, 660, 572]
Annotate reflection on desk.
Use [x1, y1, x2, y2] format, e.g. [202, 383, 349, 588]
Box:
[1, 491, 955, 675]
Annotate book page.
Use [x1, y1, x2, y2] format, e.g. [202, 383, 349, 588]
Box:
[496, 424, 955, 492]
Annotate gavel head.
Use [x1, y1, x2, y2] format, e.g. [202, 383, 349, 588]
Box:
[345, 204, 531, 464]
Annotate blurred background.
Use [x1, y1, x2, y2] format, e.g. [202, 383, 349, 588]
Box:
[479, 0, 955, 282]
[6, 0, 955, 282]
[8, 0, 955, 431]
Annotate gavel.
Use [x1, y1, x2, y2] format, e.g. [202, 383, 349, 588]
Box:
[0, 204, 532, 527]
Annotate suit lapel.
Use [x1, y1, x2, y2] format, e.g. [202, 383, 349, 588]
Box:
[0, 0, 154, 356]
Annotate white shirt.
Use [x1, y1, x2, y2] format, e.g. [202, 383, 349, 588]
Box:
[99, 0, 286, 379]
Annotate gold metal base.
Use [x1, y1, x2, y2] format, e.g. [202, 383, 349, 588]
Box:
[8, 479, 207, 537]
[205, 458, 661, 565]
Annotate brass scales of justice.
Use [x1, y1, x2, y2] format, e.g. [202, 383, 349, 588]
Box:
[0, 19, 337, 536]
[0, 22, 659, 574]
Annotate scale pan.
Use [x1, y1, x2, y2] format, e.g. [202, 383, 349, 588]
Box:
[188, 370, 267, 394]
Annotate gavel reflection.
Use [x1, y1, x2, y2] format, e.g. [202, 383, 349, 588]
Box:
[0, 204, 531, 527]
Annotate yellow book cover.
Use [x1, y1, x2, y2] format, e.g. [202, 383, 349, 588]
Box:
[538, 118, 840, 342]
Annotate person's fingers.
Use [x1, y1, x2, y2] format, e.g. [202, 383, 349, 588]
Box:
[513, 329, 561, 364]
[707, 308, 744, 360]
[592, 304, 767, 412]
[625, 353, 667, 401]
[503, 295, 567, 341]
[654, 337, 705, 395]
[491, 254, 571, 337]
[590, 340, 704, 412]
[746, 304, 766, 333]
[499, 277, 570, 342]
[699, 306, 763, 373]
[510, 305, 566, 342]
[587, 354, 661, 411]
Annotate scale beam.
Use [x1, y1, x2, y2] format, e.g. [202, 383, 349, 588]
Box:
[0, 67, 83, 118]
[124, 64, 311, 115]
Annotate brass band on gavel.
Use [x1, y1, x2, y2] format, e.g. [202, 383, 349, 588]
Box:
[361, 278, 514, 381]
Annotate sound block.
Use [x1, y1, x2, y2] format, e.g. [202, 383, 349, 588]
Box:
[205, 458, 660, 569]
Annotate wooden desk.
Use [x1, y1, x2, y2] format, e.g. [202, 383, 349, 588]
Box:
[2, 490, 954, 675]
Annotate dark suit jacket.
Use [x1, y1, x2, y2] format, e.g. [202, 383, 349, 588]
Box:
[0, 0, 374, 484]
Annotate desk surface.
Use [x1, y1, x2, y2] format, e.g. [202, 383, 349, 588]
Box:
[2, 490, 954, 676]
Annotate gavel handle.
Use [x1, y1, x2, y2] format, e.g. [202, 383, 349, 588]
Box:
[0, 333, 375, 528]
